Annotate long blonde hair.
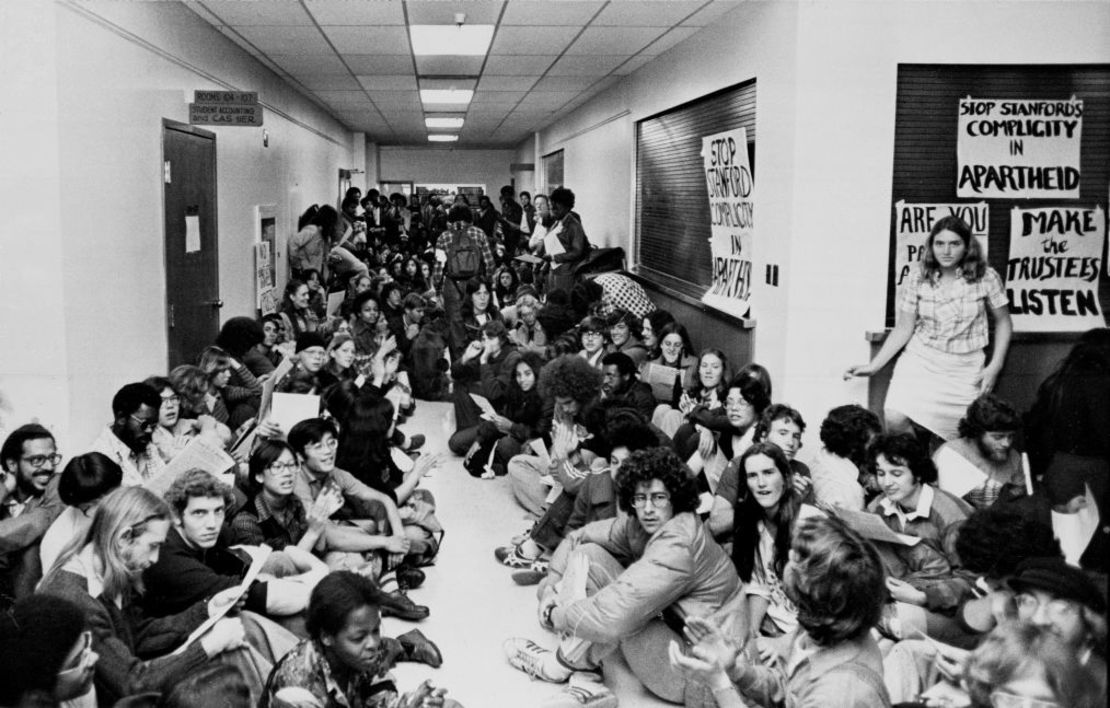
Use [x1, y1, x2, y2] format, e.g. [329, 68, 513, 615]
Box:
[42, 486, 170, 600]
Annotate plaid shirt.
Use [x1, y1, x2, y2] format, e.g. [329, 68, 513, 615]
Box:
[897, 267, 1007, 354]
[432, 222, 495, 286]
[228, 492, 309, 550]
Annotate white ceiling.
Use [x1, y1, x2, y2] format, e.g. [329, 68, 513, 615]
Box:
[184, 0, 743, 147]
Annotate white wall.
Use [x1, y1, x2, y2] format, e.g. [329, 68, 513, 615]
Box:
[0, 1, 355, 450]
[378, 147, 515, 194]
[526, 0, 1110, 457]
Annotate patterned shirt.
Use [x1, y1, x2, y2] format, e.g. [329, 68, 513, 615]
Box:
[90, 426, 167, 487]
[262, 639, 399, 708]
[432, 222, 495, 285]
[229, 492, 309, 551]
[896, 267, 1008, 354]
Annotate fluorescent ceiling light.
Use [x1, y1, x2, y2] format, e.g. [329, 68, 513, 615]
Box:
[425, 116, 465, 129]
[410, 25, 494, 56]
[428, 135, 459, 142]
[420, 89, 473, 105]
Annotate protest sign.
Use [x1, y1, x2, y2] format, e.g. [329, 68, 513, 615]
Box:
[700, 127, 754, 318]
[956, 97, 1083, 198]
[1006, 205, 1105, 332]
[893, 201, 989, 290]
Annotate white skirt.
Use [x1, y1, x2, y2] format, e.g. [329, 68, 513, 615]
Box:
[885, 337, 984, 441]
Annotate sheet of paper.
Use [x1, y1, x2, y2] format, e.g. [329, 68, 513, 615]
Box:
[514, 254, 543, 265]
[933, 445, 988, 498]
[696, 491, 714, 515]
[270, 392, 320, 438]
[228, 419, 258, 459]
[543, 227, 565, 269]
[258, 356, 295, 424]
[326, 291, 346, 318]
[173, 544, 272, 655]
[145, 434, 234, 497]
[185, 215, 201, 253]
[640, 362, 680, 403]
[469, 393, 497, 416]
[1021, 452, 1034, 495]
[833, 507, 921, 546]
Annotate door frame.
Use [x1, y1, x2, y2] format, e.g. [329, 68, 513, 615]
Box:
[161, 118, 219, 369]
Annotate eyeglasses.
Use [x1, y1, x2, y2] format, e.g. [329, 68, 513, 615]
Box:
[990, 691, 1060, 708]
[21, 453, 63, 468]
[129, 414, 158, 432]
[725, 397, 754, 409]
[631, 492, 671, 509]
[269, 462, 300, 473]
[1014, 593, 1080, 621]
[160, 395, 180, 406]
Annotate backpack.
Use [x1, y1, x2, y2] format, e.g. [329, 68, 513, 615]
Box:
[446, 228, 480, 279]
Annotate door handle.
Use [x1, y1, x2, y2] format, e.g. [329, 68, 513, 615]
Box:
[204, 299, 224, 308]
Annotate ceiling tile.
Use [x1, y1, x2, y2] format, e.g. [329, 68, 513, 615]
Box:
[214, 26, 267, 57]
[414, 55, 486, 76]
[465, 104, 514, 117]
[314, 90, 371, 106]
[406, 0, 503, 25]
[322, 26, 412, 54]
[642, 27, 700, 55]
[366, 90, 422, 108]
[547, 54, 628, 76]
[357, 75, 419, 91]
[234, 25, 330, 52]
[613, 53, 654, 75]
[483, 54, 557, 75]
[500, 1, 603, 26]
[681, 1, 744, 27]
[305, 0, 406, 25]
[490, 26, 581, 55]
[199, 0, 312, 25]
[520, 91, 578, 107]
[565, 26, 664, 55]
[592, 1, 704, 27]
[471, 90, 527, 104]
[346, 55, 414, 74]
[269, 53, 349, 74]
[532, 75, 601, 92]
[286, 73, 362, 91]
[478, 75, 540, 91]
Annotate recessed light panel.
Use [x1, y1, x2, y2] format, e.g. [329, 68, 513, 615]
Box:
[428, 135, 459, 142]
[410, 25, 494, 56]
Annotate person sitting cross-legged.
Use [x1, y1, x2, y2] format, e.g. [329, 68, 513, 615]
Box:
[504, 447, 746, 706]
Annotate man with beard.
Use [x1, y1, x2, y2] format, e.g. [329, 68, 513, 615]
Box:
[0, 423, 64, 598]
[933, 394, 1025, 509]
[598, 352, 655, 420]
[91, 382, 166, 487]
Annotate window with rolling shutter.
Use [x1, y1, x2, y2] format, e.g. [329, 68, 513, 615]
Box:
[635, 80, 756, 298]
[888, 64, 1110, 327]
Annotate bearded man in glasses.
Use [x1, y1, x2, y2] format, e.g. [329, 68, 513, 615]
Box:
[91, 382, 166, 487]
[1, 422, 64, 598]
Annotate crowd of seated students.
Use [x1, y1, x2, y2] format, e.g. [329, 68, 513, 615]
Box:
[1, 186, 1106, 708]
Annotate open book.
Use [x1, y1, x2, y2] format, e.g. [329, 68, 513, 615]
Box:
[173, 544, 272, 655]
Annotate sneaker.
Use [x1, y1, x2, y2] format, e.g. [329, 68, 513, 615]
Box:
[541, 671, 618, 708]
[503, 638, 573, 683]
[512, 559, 549, 586]
[495, 544, 538, 568]
[511, 526, 535, 546]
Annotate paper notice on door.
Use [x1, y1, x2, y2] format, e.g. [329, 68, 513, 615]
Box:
[185, 214, 201, 253]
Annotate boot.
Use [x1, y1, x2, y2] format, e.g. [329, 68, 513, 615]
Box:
[397, 628, 443, 668]
[379, 589, 430, 621]
[465, 438, 496, 477]
[396, 564, 426, 591]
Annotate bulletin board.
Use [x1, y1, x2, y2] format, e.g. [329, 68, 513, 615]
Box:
[887, 64, 1110, 333]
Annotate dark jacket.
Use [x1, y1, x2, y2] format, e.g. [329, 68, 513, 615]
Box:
[142, 526, 266, 617]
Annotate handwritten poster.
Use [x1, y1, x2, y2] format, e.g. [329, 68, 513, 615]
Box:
[700, 127, 754, 319]
[1006, 205, 1105, 332]
[893, 201, 989, 290]
[957, 97, 1083, 199]
[255, 241, 273, 312]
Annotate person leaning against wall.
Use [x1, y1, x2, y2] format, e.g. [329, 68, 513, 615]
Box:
[845, 215, 1012, 444]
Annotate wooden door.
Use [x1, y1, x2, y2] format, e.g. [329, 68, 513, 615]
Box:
[163, 120, 220, 368]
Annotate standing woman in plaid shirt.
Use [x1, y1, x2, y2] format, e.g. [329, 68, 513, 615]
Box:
[845, 216, 1012, 442]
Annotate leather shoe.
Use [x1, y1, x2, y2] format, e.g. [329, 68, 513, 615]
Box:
[396, 565, 426, 590]
[380, 590, 430, 621]
[397, 628, 443, 668]
[404, 434, 426, 452]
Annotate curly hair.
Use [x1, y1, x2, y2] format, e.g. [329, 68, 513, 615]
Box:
[867, 432, 938, 485]
[957, 393, 1020, 440]
[615, 447, 699, 515]
[163, 469, 236, 517]
[819, 404, 882, 466]
[538, 354, 602, 405]
[215, 317, 264, 358]
[786, 515, 885, 646]
[955, 505, 1061, 580]
[169, 365, 210, 416]
[306, 571, 388, 641]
